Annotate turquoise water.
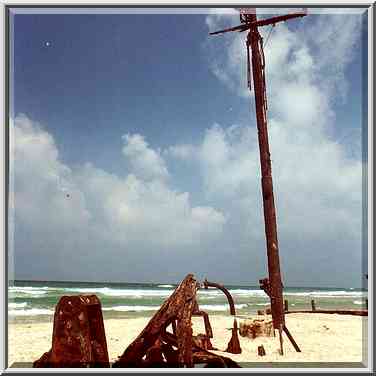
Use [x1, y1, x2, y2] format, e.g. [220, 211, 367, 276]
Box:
[9, 280, 368, 323]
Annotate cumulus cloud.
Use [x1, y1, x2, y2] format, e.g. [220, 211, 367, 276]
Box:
[10, 114, 226, 281]
[164, 144, 197, 160]
[10, 114, 91, 231]
[122, 133, 169, 181]
[193, 121, 362, 241]
[166, 10, 364, 286]
[205, 10, 362, 101]
[74, 163, 225, 248]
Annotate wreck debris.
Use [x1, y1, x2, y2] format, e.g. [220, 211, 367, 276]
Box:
[144, 339, 165, 367]
[203, 279, 242, 354]
[257, 307, 272, 315]
[258, 345, 266, 356]
[225, 319, 241, 354]
[239, 318, 273, 339]
[33, 295, 109, 368]
[193, 334, 214, 350]
[203, 279, 236, 315]
[113, 274, 240, 368]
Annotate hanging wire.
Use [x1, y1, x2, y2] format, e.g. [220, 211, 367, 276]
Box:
[246, 39, 252, 90]
[263, 24, 275, 48]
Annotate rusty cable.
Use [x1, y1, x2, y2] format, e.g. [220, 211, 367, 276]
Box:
[246, 38, 252, 90]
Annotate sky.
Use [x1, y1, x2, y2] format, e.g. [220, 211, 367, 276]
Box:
[8, 8, 368, 288]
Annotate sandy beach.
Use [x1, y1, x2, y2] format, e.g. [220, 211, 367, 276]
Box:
[8, 313, 367, 367]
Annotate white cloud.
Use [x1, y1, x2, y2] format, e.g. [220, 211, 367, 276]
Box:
[201, 10, 363, 209]
[167, 11, 364, 286]
[205, 8, 238, 31]
[11, 115, 226, 280]
[122, 133, 169, 181]
[10, 114, 91, 231]
[305, 13, 362, 102]
[164, 144, 197, 160]
[197, 124, 259, 199]
[205, 11, 362, 103]
[74, 163, 225, 248]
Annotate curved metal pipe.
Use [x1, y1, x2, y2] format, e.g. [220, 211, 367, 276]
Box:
[202, 279, 236, 316]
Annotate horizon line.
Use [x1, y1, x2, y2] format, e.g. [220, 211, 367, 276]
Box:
[10, 279, 366, 290]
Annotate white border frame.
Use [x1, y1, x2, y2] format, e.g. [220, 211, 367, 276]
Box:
[1, 1, 373, 373]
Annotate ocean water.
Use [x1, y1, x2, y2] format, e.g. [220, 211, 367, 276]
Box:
[8, 280, 368, 323]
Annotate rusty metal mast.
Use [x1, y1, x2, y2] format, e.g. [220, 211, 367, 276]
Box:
[210, 8, 306, 355]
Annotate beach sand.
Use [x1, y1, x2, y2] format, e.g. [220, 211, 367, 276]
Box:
[8, 313, 367, 367]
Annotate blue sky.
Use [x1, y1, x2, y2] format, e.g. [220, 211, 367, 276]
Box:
[9, 8, 367, 287]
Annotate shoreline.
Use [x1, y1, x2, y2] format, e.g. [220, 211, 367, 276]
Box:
[8, 313, 367, 367]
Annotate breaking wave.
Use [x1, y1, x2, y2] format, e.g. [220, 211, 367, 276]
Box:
[9, 287, 48, 296]
[64, 287, 174, 298]
[157, 284, 174, 288]
[102, 305, 159, 312]
[9, 308, 54, 316]
[9, 302, 28, 308]
[353, 300, 363, 305]
[199, 304, 248, 311]
[284, 291, 366, 298]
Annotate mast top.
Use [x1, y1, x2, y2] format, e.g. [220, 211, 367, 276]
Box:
[209, 8, 307, 36]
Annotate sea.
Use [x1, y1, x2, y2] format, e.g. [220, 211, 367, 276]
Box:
[8, 280, 368, 323]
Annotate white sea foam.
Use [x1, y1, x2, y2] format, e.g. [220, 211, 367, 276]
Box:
[353, 300, 363, 305]
[197, 290, 221, 297]
[9, 287, 48, 296]
[228, 289, 269, 297]
[9, 308, 54, 316]
[158, 284, 174, 288]
[65, 287, 175, 298]
[10, 286, 50, 292]
[284, 291, 366, 298]
[9, 302, 28, 308]
[102, 306, 159, 312]
[198, 289, 267, 298]
[199, 304, 248, 311]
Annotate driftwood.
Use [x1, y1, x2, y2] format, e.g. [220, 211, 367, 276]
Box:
[112, 274, 240, 368]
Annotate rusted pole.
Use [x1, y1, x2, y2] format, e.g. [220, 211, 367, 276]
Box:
[247, 11, 285, 339]
[284, 299, 289, 312]
[283, 325, 301, 352]
[311, 299, 316, 311]
[209, 8, 306, 356]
